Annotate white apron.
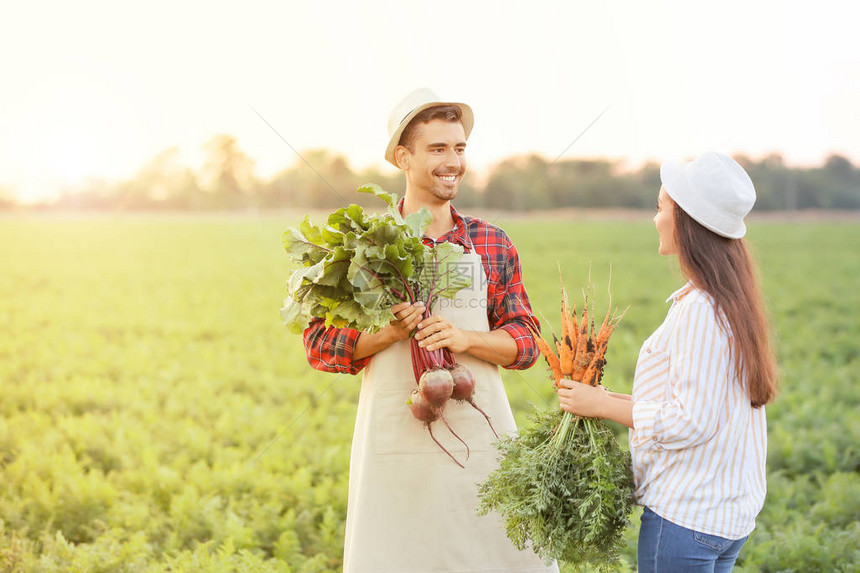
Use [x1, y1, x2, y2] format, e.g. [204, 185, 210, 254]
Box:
[343, 250, 558, 573]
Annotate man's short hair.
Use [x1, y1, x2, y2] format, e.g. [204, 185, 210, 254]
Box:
[397, 105, 463, 152]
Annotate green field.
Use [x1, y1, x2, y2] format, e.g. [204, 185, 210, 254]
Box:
[1, 213, 858, 572]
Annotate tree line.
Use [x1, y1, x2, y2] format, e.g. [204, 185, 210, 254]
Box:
[6, 135, 860, 211]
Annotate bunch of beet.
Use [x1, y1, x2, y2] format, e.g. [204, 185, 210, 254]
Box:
[407, 328, 498, 468]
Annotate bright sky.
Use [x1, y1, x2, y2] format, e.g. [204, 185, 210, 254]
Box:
[2, 0, 858, 203]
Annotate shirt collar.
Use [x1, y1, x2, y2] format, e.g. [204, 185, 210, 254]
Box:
[396, 198, 471, 249]
[666, 281, 695, 303]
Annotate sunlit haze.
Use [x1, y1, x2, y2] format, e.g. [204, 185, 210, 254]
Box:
[2, 0, 858, 203]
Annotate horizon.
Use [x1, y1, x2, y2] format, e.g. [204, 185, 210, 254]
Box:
[10, 139, 849, 207]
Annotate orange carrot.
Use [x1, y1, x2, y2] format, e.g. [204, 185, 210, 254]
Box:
[595, 307, 627, 351]
[583, 308, 628, 386]
[558, 267, 575, 376]
[594, 264, 613, 347]
[589, 306, 596, 350]
[581, 340, 607, 387]
[559, 267, 571, 342]
[554, 334, 569, 375]
[569, 300, 579, 350]
[595, 306, 612, 351]
[559, 323, 574, 378]
[529, 327, 562, 386]
[571, 297, 590, 382]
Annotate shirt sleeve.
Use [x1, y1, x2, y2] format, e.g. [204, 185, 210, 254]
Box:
[489, 240, 541, 370]
[302, 318, 372, 375]
[631, 299, 732, 451]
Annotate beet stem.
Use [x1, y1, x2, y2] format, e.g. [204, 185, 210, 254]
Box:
[467, 398, 499, 439]
[440, 413, 471, 461]
[410, 338, 421, 384]
[427, 423, 465, 468]
[442, 348, 455, 369]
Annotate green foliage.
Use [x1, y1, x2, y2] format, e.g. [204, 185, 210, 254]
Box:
[477, 408, 634, 570]
[0, 215, 856, 571]
[11, 137, 860, 211]
[280, 184, 469, 334]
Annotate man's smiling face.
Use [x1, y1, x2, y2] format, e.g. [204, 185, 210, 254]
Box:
[399, 118, 467, 203]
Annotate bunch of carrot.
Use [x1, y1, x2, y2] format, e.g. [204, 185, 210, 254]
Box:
[477, 266, 634, 567]
[529, 266, 626, 388]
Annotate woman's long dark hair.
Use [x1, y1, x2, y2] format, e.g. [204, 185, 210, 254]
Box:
[674, 204, 778, 407]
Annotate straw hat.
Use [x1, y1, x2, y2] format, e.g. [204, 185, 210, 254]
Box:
[385, 88, 474, 167]
[660, 152, 756, 239]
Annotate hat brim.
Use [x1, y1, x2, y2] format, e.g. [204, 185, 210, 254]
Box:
[385, 102, 474, 167]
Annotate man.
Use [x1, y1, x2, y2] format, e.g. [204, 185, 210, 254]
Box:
[303, 88, 557, 573]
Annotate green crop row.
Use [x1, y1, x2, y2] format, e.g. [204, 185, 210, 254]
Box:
[0, 215, 857, 572]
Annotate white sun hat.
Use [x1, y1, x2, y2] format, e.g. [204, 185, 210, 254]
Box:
[384, 88, 474, 167]
[659, 151, 756, 239]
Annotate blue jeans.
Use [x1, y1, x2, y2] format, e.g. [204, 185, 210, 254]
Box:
[638, 507, 748, 572]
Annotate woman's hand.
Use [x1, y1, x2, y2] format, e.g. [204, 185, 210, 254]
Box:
[557, 379, 611, 418]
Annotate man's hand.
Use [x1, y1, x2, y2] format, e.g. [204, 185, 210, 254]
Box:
[415, 315, 471, 353]
[353, 301, 425, 361]
[384, 301, 425, 342]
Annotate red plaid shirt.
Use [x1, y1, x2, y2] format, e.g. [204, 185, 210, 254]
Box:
[302, 201, 540, 374]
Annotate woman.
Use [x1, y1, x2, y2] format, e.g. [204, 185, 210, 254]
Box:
[557, 151, 778, 572]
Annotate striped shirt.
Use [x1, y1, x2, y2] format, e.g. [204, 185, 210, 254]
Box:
[629, 282, 767, 540]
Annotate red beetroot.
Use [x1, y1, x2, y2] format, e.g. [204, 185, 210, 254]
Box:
[419, 368, 454, 407]
[449, 363, 476, 400]
[406, 318, 479, 466]
[449, 363, 499, 439]
[408, 389, 439, 423]
[407, 389, 470, 467]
